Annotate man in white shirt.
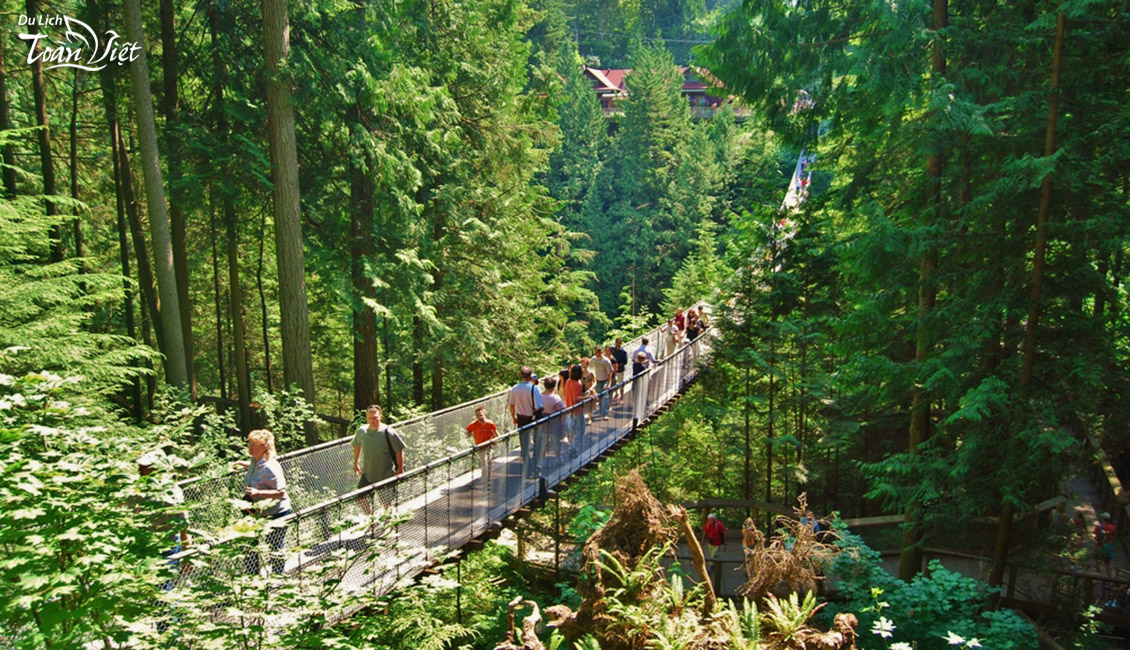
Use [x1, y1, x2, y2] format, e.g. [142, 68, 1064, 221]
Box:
[507, 366, 544, 479]
[634, 337, 657, 368]
[589, 346, 613, 419]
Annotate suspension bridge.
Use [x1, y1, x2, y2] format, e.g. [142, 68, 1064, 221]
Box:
[171, 314, 716, 603]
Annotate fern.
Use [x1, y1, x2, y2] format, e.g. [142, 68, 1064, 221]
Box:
[0, 191, 154, 393]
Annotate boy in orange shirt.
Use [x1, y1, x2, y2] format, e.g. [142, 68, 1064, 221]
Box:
[466, 405, 498, 481]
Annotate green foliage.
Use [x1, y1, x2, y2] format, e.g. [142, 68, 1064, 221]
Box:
[253, 385, 322, 453]
[568, 503, 613, 544]
[0, 372, 168, 647]
[346, 574, 476, 650]
[761, 591, 823, 642]
[661, 219, 727, 315]
[0, 191, 153, 391]
[830, 534, 1039, 650]
[719, 598, 761, 650]
[596, 541, 712, 650]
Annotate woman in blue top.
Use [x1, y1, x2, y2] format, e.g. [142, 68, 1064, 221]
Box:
[235, 429, 292, 574]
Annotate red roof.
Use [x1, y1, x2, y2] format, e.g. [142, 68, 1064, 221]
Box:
[603, 69, 629, 90]
[585, 66, 717, 93]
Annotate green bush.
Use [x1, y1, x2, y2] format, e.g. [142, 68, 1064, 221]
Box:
[829, 528, 1039, 650]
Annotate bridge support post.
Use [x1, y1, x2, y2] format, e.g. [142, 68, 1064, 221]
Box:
[554, 490, 561, 581]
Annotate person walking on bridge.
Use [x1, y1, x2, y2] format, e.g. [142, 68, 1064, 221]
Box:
[508, 366, 544, 479]
[611, 338, 628, 403]
[702, 513, 727, 560]
[1094, 512, 1118, 577]
[660, 319, 681, 358]
[589, 346, 613, 420]
[541, 376, 566, 469]
[236, 429, 292, 574]
[634, 337, 656, 368]
[466, 405, 498, 482]
[353, 404, 406, 495]
[562, 364, 586, 460]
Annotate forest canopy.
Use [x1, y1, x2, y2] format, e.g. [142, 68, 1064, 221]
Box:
[0, 0, 1128, 646]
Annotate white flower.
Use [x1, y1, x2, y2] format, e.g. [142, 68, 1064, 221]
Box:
[0, 374, 15, 386]
[872, 616, 896, 639]
[945, 631, 966, 646]
[892, 643, 913, 650]
[966, 640, 982, 648]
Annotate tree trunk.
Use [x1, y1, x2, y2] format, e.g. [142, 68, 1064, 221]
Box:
[123, 0, 189, 388]
[432, 358, 444, 411]
[95, 34, 164, 358]
[413, 315, 425, 406]
[25, 0, 62, 262]
[0, 37, 18, 198]
[92, 2, 152, 418]
[159, 0, 196, 397]
[384, 318, 393, 413]
[69, 70, 84, 267]
[209, 201, 228, 401]
[210, 0, 252, 431]
[91, 0, 160, 357]
[112, 130, 144, 419]
[898, 0, 946, 583]
[1019, 10, 1065, 388]
[262, 0, 318, 443]
[257, 207, 274, 394]
[117, 128, 163, 355]
[991, 10, 1065, 595]
[351, 152, 380, 412]
[227, 199, 252, 431]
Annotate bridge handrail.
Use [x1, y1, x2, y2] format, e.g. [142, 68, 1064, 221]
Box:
[178, 301, 712, 516]
[1082, 426, 1130, 545]
[167, 327, 716, 602]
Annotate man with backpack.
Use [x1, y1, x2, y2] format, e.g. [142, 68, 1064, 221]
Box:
[508, 366, 544, 479]
[353, 404, 406, 494]
[1094, 512, 1118, 577]
[702, 513, 727, 560]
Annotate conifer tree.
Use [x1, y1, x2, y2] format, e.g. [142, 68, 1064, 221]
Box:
[262, 0, 318, 441]
[123, 0, 190, 389]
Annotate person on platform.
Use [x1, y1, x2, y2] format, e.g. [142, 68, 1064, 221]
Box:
[634, 337, 657, 368]
[541, 376, 566, 468]
[611, 338, 629, 403]
[508, 366, 544, 479]
[1094, 512, 1118, 577]
[562, 364, 586, 458]
[466, 405, 498, 481]
[353, 404, 406, 489]
[632, 350, 648, 377]
[580, 357, 596, 423]
[589, 346, 613, 420]
[702, 513, 727, 560]
[235, 429, 292, 574]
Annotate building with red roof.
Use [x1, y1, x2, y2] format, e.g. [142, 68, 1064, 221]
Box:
[582, 66, 746, 119]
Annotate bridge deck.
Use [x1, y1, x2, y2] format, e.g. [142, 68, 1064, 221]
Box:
[171, 328, 715, 604]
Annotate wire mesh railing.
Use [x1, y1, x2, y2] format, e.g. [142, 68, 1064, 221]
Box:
[171, 324, 715, 600]
[180, 302, 711, 531]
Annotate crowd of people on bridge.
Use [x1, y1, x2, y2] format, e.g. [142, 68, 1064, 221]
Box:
[137, 306, 711, 580]
[493, 306, 710, 481]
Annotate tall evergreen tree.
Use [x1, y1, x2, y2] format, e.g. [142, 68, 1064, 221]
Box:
[123, 0, 190, 389]
[262, 0, 318, 441]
